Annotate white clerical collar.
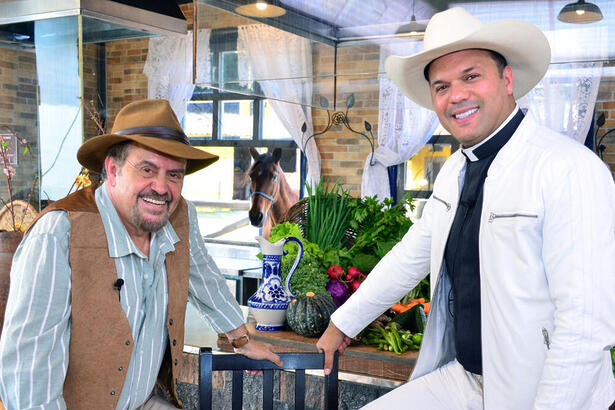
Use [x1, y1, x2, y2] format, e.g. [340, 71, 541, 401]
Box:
[462, 105, 520, 162]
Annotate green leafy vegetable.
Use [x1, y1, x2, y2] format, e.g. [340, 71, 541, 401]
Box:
[280, 251, 329, 296]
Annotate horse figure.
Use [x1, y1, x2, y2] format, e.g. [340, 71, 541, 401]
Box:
[247, 147, 299, 239]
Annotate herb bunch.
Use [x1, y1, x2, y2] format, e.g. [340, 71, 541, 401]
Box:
[305, 180, 351, 251]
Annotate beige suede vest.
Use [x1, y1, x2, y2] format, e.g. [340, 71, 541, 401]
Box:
[30, 186, 190, 409]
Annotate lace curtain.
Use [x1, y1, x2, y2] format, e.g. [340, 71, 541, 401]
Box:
[362, 42, 439, 200]
[518, 28, 605, 144]
[143, 30, 211, 121]
[237, 24, 320, 185]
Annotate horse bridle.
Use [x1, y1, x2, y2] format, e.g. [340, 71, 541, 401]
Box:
[250, 170, 280, 226]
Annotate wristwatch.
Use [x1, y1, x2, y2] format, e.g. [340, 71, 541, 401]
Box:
[230, 333, 250, 349]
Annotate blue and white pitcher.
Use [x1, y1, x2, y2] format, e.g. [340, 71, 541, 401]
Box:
[248, 236, 303, 331]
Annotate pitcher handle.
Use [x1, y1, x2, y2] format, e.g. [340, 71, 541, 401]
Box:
[283, 236, 303, 298]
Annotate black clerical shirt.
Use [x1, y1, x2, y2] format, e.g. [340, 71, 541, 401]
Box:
[443, 107, 524, 375]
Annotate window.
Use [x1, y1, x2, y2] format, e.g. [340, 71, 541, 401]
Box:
[400, 134, 459, 219]
[183, 28, 302, 242]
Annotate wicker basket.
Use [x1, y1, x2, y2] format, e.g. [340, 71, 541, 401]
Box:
[280, 198, 360, 249]
[0, 200, 38, 232]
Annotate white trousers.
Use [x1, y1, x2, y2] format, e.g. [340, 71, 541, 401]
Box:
[136, 394, 177, 410]
[362, 360, 483, 410]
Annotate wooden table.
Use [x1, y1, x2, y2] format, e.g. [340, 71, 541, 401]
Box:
[217, 323, 417, 382]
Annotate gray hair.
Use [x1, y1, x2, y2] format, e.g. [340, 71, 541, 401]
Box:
[101, 141, 133, 180]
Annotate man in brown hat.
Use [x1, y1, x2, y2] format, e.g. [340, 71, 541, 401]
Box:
[318, 7, 615, 410]
[0, 99, 282, 409]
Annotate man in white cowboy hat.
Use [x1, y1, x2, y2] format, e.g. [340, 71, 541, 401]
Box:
[318, 7, 615, 409]
[0, 99, 282, 409]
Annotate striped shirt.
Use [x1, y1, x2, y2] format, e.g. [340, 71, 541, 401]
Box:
[0, 183, 245, 409]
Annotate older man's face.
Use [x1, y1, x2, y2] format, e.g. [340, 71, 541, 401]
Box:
[105, 144, 186, 237]
[428, 49, 515, 147]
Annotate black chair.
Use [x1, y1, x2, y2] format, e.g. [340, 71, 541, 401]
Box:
[199, 347, 339, 410]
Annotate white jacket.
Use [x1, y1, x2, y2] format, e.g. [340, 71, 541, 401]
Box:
[332, 115, 615, 409]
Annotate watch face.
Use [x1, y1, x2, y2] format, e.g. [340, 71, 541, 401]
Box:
[232, 334, 249, 348]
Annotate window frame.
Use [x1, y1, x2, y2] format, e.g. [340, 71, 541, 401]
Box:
[188, 28, 296, 151]
[398, 134, 460, 200]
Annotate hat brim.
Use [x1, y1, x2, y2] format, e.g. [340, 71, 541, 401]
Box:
[77, 133, 219, 175]
[385, 19, 551, 109]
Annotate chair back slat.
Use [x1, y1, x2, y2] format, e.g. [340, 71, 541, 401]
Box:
[232, 370, 243, 410]
[294, 369, 305, 410]
[199, 347, 339, 410]
[199, 349, 214, 410]
[263, 369, 274, 408]
[325, 353, 339, 410]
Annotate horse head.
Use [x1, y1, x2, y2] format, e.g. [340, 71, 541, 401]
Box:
[247, 147, 282, 228]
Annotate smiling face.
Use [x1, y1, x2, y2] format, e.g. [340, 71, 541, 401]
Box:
[104, 143, 186, 239]
[428, 49, 516, 147]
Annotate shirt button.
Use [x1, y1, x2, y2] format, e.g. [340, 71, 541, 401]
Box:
[174, 358, 178, 365]
[110, 390, 116, 396]
[118, 366, 123, 371]
[172, 339, 177, 346]
[169, 318, 173, 326]
[125, 340, 130, 346]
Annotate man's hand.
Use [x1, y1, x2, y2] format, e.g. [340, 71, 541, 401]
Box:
[316, 322, 351, 375]
[234, 339, 283, 367]
[226, 325, 283, 367]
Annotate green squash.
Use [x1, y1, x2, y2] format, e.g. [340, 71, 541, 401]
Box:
[286, 292, 337, 338]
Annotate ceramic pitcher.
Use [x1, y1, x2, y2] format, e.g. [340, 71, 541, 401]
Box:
[248, 236, 303, 331]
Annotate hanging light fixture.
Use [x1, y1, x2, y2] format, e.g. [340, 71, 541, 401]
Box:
[557, 0, 603, 24]
[395, 0, 427, 36]
[235, 1, 286, 18]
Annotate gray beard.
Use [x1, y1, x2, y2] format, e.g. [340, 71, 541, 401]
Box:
[130, 204, 169, 232]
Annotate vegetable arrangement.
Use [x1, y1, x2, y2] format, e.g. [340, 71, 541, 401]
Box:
[264, 180, 434, 354]
[361, 323, 423, 354]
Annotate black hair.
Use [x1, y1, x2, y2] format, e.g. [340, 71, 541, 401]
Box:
[423, 49, 508, 82]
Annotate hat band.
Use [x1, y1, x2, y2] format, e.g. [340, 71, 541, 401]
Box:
[115, 126, 190, 145]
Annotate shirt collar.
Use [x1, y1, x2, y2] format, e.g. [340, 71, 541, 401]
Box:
[462, 105, 524, 162]
[95, 183, 180, 258]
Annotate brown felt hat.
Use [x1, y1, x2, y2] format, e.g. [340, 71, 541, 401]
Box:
[77, 99, 218, 175]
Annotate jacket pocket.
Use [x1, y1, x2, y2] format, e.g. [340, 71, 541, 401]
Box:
[488, 212, 538, 223]
[432, 195, 451, 211]
[541, 327, 551, 350]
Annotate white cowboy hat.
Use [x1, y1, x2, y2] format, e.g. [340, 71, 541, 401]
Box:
[385, 7, 551, 109]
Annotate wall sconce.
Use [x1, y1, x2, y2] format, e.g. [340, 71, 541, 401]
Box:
[557, 0, 603, 24]
[594, 112, 613, 161]
[235, 1, 286, 18]
[301, 94, 376, 166]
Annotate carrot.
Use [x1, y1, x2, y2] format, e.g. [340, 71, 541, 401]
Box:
[391, 298, 430, 315]
[422, 302, 430, 315]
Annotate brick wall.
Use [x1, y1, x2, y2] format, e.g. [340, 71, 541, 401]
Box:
[311, 44, 381, 195]
[0, 48, 40, 206]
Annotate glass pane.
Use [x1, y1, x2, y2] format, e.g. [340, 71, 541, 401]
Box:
[182, 146, 302, 242]
[405, 143, 453, 192]
[185, 100, 213, 139]
[221, 100, 253, 140]
[262, 100, 292, 140]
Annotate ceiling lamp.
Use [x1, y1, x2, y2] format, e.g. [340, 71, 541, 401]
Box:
[395, 0, 427, 36]
[557, 0, 603, 24]
[235, 1, 286, 18]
